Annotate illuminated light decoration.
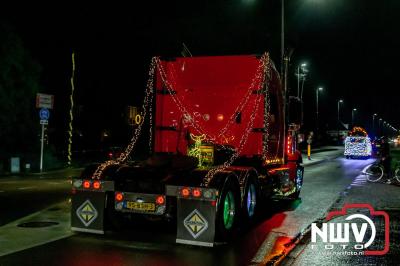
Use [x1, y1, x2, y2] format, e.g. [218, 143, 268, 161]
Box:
[192, 188, 202, 198]
[93, 53, 272, 183]
[344, 127, 372, 157]
[344, 136, 372, 157]
[349, 127, 368, 137]
[266, 158, 284, 165]
[156, 53, 271, 148]
[92, 57, 157, 179]
[181, 187, 190, 197]
[201, 54, 271, 186]
[203, 75, 265, 186]
[67, 52, 76, 166]
[156, 195, 165, 205]
[286, 135, 293, 155]
[187, 134, 207, 167]
[115, 192, 124, 202]
[157, 53, 272, 184]
[217, 114, 224, 122]
[83, 180, 90, 189]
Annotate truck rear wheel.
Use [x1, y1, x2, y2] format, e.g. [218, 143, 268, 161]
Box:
[243, 178, 258, 220]
[215, 179, 240, 241]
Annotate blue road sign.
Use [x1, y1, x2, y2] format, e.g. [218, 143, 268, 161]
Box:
[39, 108, 50, 120]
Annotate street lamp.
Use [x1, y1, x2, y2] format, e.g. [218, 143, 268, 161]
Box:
[352, 108, 357, 127]
[337, 99, 343, 143]
[296, 63, 307, 98]
[316, 87, 323, 134]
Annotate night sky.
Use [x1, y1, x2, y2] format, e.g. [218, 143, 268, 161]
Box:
[1, 0, 399, 149]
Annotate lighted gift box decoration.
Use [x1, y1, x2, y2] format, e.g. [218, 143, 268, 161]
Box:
[344, 127, 372, 157]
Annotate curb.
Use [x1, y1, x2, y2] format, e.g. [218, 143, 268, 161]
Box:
[262, 179, 353, 265]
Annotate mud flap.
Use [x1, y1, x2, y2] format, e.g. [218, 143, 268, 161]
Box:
[176, 197, 217, 247]
[71, 190, 106, 234]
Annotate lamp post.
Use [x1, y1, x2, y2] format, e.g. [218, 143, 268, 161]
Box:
[352, 108, 357, 127]
[379, 118, 383, 136]
[316, 87, 323, 135]
[337, 99, 343, 143]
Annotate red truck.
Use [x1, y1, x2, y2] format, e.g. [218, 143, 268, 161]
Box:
[71, 53, 303, 247]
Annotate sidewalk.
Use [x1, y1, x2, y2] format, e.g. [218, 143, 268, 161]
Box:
[0, 167, 83, 180]
[301, 146, 344, 166]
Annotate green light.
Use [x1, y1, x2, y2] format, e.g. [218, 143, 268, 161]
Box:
[223, 191, 235, 230]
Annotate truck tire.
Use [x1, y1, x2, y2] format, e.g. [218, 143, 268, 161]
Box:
[242, 177, 258, 220]
[292, 167, 304, 199]
[215, 178, 240, 241]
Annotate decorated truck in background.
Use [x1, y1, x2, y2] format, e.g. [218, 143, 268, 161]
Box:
[344, 127, 372, 159]
[71, 53, 304, 247]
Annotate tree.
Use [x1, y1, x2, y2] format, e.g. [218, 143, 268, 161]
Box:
[0, 23, 42, 157]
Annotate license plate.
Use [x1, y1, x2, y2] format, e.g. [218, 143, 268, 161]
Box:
[126, 202, 155, 212]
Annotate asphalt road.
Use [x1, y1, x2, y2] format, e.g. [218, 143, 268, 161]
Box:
[1, 149, 398, 265]
[0, 168, 81, 226]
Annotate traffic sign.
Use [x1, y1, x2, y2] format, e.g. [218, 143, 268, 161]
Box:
[36, 93, 54, 109]
[39, 108, 50, 120]
[40, 119, 49, 125]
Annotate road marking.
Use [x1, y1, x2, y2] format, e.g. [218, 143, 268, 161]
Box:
[351, 175, 367, 187]
[47, 182, 63, 185]
[18, 186, 36, 190]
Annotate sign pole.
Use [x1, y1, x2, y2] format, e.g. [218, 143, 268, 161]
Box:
[40, 123, 45, 172]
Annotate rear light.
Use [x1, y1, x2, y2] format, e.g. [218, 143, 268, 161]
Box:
[115, 192, 124, 202]
[181, 187, 190, 197]
[156, 195, 165, 205]
[83, 180, 91, 189]
[108, 152, 113, 158]
[93, 181, 101, 189]
[286, 136, 293, 155]
[192, 188, 202, 198]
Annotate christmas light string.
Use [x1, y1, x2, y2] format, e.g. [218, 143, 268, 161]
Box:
[203, 83, 264, 186]
[156, 53, 271, 149]
[67, 52, 75, 166]
[92, 57, 157, 179]
[92, 54, 272, 181]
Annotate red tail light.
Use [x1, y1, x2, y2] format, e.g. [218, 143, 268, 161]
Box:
[156, 195, 165, 205]
[287, 136, 293, 155]
[181, 187, 190, 197]
[108, 152, 113, 158]
[93, 181, 101, 189]
[192, 188, 202, 198]
[115, 192, 124, 202]
[83, 180, 91, 189]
